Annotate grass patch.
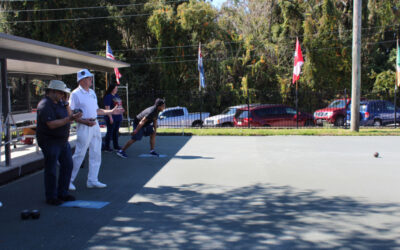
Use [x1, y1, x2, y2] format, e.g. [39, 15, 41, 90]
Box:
[156, 128, 400, 136]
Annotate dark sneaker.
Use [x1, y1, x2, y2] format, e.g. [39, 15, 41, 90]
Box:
[58, 195, 76, 202]
[150, 150, 159, 157]
[116, 150, 128, 159]
[46, 198, 63, 206]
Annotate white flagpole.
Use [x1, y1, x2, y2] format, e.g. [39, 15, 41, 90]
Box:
[395, 38, 398, 128]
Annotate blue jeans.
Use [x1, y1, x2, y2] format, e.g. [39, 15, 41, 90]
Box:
[104, 118, 121, 149]
[38, 140, 73, 200]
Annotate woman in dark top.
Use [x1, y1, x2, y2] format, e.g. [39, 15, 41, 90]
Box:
[103, 83, 123, 151]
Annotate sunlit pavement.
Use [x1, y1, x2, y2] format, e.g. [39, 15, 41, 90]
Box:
[1, 136, 400, 249]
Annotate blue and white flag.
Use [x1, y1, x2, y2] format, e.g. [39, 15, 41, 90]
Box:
[198, 43, 206, 90]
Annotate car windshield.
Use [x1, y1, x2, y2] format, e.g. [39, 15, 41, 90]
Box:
[221, 108, 236, 115]
[285, 107, 297, 115]
[386, 103, 395, 111]
[328, 100, 347, 108]
[235, 110, 250, 119]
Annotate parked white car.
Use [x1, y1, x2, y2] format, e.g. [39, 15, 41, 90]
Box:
[157, 106, 210, 127]
[204, 104, 255, 127]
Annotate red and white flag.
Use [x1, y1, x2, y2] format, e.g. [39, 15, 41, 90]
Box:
[292, 37, 304, 84]
[106, 40, 122, 84]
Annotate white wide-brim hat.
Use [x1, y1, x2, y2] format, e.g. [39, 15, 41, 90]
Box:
[77, 69, 94, 82]
[46, 80, 70, 94]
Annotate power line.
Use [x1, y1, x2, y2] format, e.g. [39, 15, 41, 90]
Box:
[89, 30, 396, 59]
[131, 57, 230, 65]
[274, 23, 399, 42]
[3, 13, 151, 23]
[125, 39, 399, 65]
[0, 0, 186, 13]
[88, 41, 243, 53]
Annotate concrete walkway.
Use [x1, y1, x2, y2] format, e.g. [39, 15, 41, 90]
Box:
[1, 136, 400, 249]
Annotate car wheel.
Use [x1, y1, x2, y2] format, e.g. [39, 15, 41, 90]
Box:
[304, 120, 314, 127]
[222, 122, 233, 127]
[373, 119, 382, 127]
[334, 116, 344, 127]
[192, 121, 203, 127]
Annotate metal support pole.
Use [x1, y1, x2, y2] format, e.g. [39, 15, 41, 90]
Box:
[105, 72, 108, 90]
[1, 58, 11, 166]
[247, 92, 250, 129]
[395, 36, 399, 128]
[118, 85, 131, 132]
[350, 0, 362, 132]
[0, 61, 2, 165]
[126, 84, 130, 132]
[395, 86, 397, 128]
[26, 76, 31, 111]
[92, 74, 96, 92]
[296, 82, 299, 129]
[344, 88, 348, 129]
[199, 90, 203, 128]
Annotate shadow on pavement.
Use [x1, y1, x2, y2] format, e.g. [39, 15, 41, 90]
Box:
[87, 183, 400, 249]
[0, 136, 192, 249]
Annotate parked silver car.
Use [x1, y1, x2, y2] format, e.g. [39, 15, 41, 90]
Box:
[204, 104, 258, 127]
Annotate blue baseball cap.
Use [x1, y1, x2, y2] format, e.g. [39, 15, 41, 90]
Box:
[77, 69, 94, 82]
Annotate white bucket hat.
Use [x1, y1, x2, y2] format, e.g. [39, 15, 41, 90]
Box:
[46, 80, 70, 94]
[77, 69, 94, 82]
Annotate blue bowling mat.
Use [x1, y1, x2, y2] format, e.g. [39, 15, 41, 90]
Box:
[138, 153, 167, 158]
[60, 200, 109, 209]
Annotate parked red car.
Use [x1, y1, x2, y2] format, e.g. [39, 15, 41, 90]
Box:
[313, 98, 351, 126]
[233, 104, 314, 127]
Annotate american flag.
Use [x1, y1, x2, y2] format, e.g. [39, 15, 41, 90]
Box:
[106, 40, 122, 84]
[198, 43, 205, 90]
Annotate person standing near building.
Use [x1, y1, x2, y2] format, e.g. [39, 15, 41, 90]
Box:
[69, 69, 123, 190]
[117, 98, 165, 158]
[36, 80, 82, 205]
[103, 83, 123, 152]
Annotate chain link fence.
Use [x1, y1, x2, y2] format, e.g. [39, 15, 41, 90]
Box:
[123, 88, 400, 129]
[6, 75, 400, 129]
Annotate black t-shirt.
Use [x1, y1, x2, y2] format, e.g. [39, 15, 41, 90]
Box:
[36, 97, 70, 143]
[134, 105, 158, 126]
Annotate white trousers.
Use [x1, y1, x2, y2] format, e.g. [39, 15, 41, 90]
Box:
[70, 123, 102, 183]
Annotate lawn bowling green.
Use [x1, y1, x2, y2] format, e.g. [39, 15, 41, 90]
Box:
[1, 136, 400, 249]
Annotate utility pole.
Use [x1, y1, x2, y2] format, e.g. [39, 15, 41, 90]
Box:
[351, 0, 362, 132]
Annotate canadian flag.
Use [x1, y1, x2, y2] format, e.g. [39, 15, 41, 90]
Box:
[292, 37, 304, 84]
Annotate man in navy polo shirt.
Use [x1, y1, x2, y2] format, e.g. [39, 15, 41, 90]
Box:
[117, 98, 165, 158]
[36, 80, 82, 206]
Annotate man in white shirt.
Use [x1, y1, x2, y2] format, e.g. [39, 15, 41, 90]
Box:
[69, 69, 123, 190]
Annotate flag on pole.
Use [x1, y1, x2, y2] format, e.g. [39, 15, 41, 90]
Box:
[106, 40, 122, 85]
[292, 37, 304, 84]
[198, 43, 206, 90]
[396, 39, 400, 87]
